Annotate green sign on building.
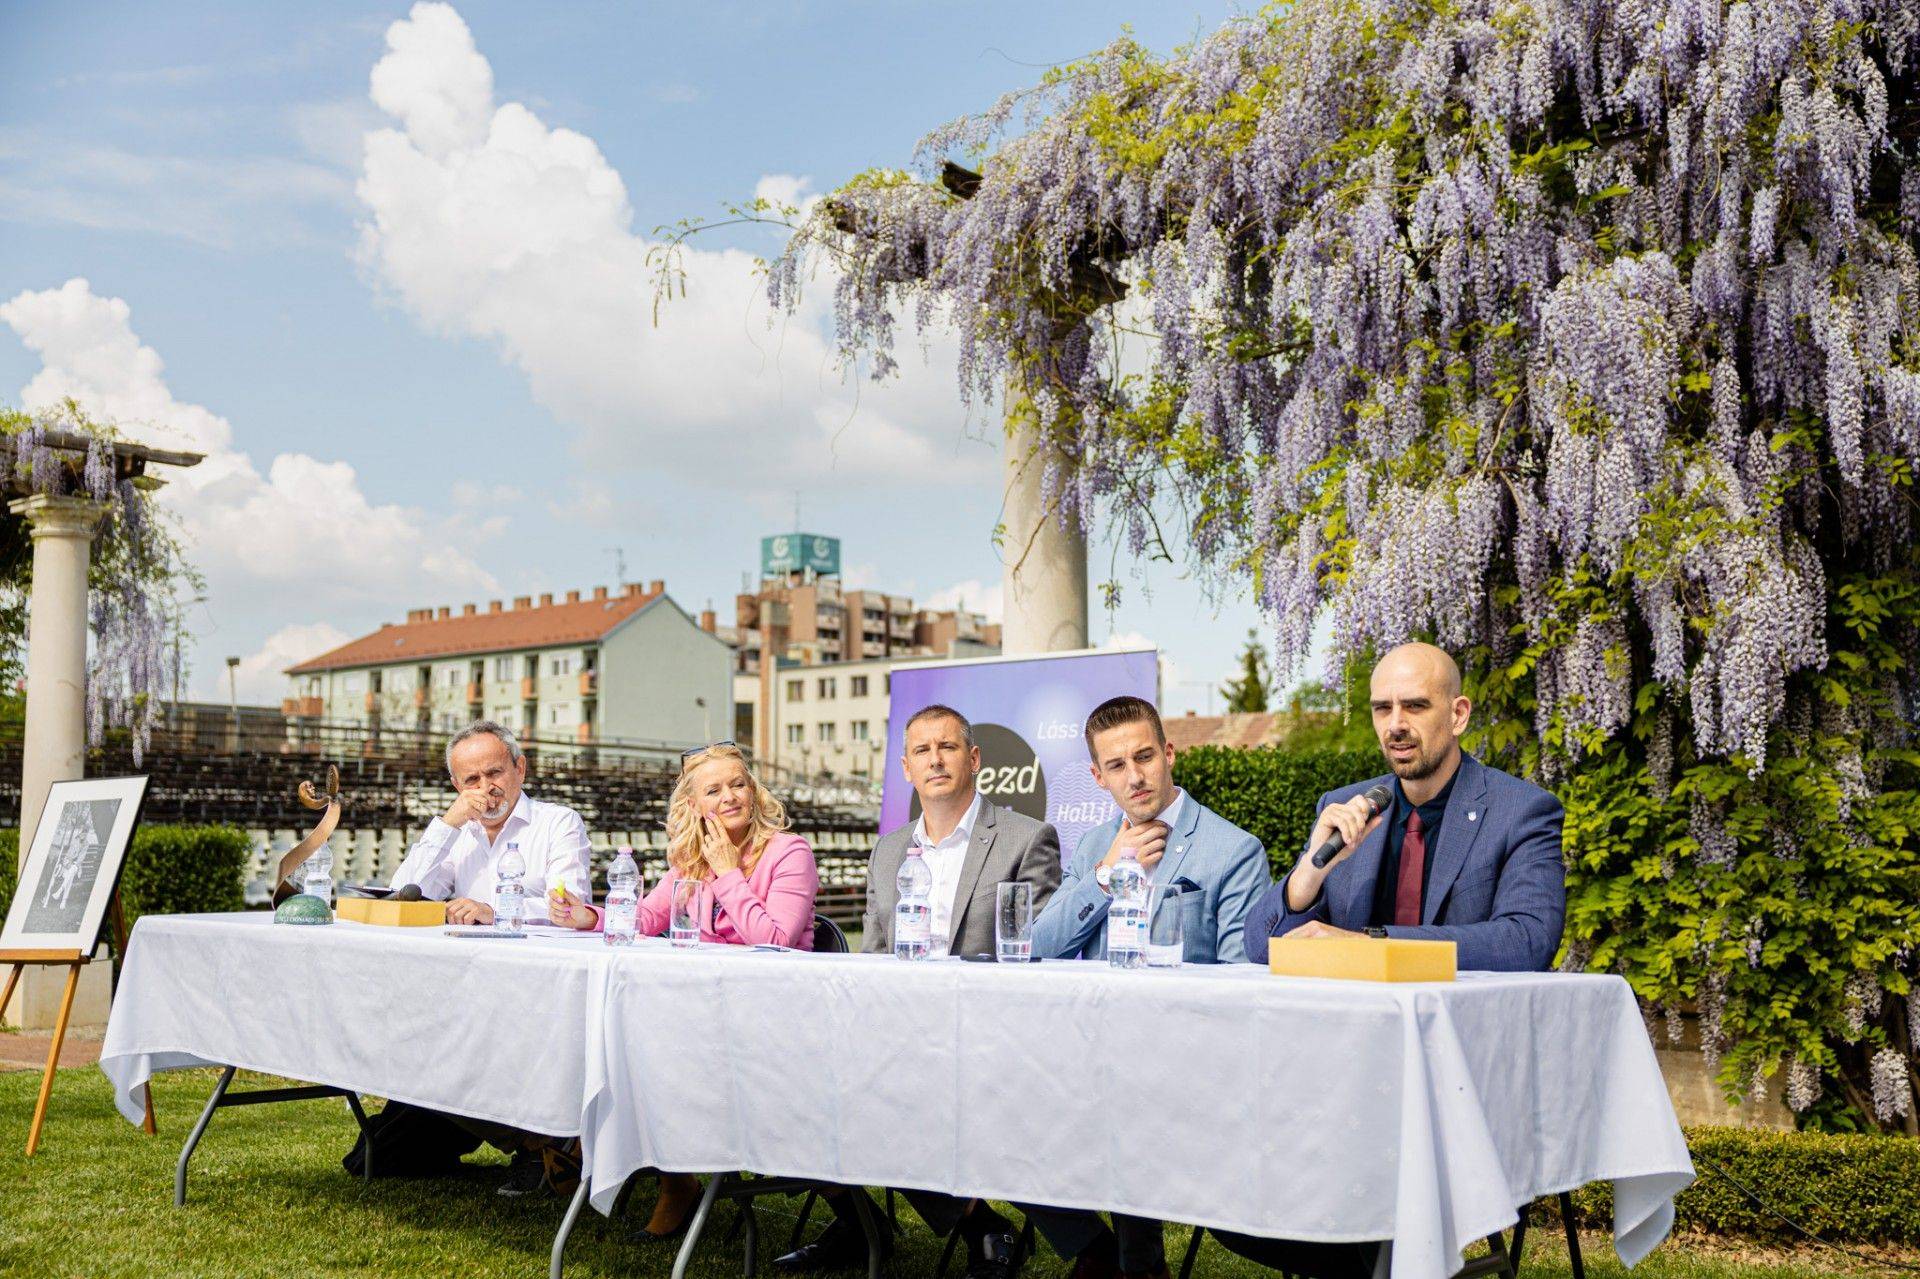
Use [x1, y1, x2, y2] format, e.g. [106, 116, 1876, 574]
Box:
[762, 533, 841, 577]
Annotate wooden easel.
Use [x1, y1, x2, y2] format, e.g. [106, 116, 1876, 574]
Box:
[1, 892, 154, 1155]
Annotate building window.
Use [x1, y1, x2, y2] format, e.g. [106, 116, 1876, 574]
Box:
[550, 655, 574, 676]
[818, 677, 836, 699]
[851, 676, 868, 697]
[818, 722, 836, 743]
[786, 724, 804, 744]
[884, 673, 891, 694]
[493, 657, 514, 681]
[445, 668, 461, 687]
[549, 703, 575, 726]
[786, 680, 804, 702]
[852, 721, 869, 741]
[344, 673, 364, 693]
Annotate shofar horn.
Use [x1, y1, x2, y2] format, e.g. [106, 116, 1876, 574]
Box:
[271, 765, 344, 905]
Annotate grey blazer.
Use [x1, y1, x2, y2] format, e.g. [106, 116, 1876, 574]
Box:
[861, 798, 1063, 956]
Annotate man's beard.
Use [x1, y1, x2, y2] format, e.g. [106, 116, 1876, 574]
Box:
[1384, 738, 1446, 781]
[479, 795, 512, 822]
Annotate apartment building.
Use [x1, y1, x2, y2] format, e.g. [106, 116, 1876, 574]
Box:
[733, 655, 895, 780]
[283, 582, 732, 750]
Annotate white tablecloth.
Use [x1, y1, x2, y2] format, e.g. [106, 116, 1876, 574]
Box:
[581, 951, 1693, 1279]
[101, 917, 1693, 1279]
[99, 913, 609, 1137]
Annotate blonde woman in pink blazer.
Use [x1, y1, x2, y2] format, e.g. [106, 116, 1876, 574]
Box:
[548, 741, 819, 1236]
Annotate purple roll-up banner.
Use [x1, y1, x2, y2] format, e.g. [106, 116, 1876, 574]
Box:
[879, 646, 1160, 854]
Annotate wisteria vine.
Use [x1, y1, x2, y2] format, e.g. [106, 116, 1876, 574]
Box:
[766, 0, 1920, 1126]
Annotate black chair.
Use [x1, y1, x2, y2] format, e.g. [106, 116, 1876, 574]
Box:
[1177, 1191, 1586, 1279]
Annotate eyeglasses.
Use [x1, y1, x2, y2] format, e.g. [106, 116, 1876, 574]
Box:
[680, 740, 738, 765]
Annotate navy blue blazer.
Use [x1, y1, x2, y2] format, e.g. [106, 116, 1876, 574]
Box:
[1242, 752, 1565, 972]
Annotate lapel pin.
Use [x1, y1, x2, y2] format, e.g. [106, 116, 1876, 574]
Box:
[1468, 811, 1478, 821]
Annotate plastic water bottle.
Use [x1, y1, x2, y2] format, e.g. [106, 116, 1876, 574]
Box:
[302, 842, 334, 907]
[1107, 851, 1149, 969]
[603, 846, 639, 947]
[494, 840, 526, 934]
[894, 845, 932, 960]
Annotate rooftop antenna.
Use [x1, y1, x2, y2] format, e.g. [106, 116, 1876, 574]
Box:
[605, 546, 627, 584]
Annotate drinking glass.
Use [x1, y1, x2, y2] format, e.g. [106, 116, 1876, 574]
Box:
[670, 878, 706, 948]
[1147, 883, 1185, 968]
[996, 881, 1034, 962]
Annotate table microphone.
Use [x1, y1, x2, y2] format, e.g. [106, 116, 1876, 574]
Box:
[392, 884, 423, 901]
[1308, 784, 1392, 868]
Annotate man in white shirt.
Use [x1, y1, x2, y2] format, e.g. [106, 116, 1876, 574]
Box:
[390, 720, 592, 925]
[777, 705, 1061, 1279]
[375, 720, 593, 1198]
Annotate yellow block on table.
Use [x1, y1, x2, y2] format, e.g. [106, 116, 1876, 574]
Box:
[1266, 935, 1456, 982]
[335, 897, 448, 927]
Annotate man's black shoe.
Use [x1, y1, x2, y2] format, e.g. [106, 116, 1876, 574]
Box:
[964, 1229, 1021, 1279]
[496, 1148, 548, 1198]
[773, 1218, 889, 1273]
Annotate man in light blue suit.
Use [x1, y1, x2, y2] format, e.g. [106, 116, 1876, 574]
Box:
[1026, 695, 1270, 1279]
[1219, 642, 1565, 1278]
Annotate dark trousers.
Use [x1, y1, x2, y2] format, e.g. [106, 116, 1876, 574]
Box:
[898, 1188, 971, 1237]
[1209, 1229, 1380, 1279]
[1024, 1206, 1164, 1271]
[445, 1112, 543, 1154]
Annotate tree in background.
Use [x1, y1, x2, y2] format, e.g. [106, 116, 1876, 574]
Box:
[1220, 628, 1273, 713]
[771, 1, 1920, 1128]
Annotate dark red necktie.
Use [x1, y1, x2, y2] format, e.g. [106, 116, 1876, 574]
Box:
[1393, 810, 1426, 927]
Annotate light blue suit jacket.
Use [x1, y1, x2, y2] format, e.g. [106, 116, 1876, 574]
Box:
[1242, 752, 1566, 972]
[1031, 793, 1271, 964]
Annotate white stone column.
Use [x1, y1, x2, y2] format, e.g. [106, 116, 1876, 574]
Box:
[1001, 387, 1088, 655]
[6, 495, 110, 1030]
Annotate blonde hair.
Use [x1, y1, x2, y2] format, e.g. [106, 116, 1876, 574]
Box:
[666, 744, 789, 881]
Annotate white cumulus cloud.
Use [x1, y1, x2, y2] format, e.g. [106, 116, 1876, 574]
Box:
[231, 621, 355, 703]
[923, 577, 1003, 623]
[352, 2, 992, 502]
[0, 277, 498, 695]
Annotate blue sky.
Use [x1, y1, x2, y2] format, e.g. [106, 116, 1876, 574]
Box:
[0, 0, 1285, 712]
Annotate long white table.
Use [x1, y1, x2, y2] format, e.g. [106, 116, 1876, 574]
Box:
[100, 914, 1694, 1279]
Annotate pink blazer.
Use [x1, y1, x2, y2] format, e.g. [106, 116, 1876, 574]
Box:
[594, 832, 819, 949]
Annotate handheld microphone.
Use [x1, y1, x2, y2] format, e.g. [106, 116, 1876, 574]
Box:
[392, 884, 423, 902]
[1308, 784, 1392, 869]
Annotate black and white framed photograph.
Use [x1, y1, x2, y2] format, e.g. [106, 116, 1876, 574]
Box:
[2, 775, 148, 953]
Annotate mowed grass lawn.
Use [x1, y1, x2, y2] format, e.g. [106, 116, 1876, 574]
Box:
[0, 1065, 1910, 1279]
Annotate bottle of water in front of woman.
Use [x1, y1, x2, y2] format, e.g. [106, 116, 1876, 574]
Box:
[302, 842, 334, 908]
[1107, 851, 1149, 969]
[603, 846, 639, 947]
[494, 840, 526, 934]
[894, 846, 933, 961]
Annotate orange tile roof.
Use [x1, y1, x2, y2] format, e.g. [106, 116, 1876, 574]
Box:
[1165, 711, 1280, 753]
[286, 590, 663, 673]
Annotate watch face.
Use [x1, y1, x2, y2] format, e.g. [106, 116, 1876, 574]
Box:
[1095, 864, 1111, 887]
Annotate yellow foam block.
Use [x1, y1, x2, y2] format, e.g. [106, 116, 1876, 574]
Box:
[1266, 935, 1457, 983]
[335, 897, 448, 927]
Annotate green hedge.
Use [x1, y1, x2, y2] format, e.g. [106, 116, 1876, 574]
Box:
[1173, 746, 1380, 873]
[1547, 1124, 1920, 1244]
[0, 824, 249, 934]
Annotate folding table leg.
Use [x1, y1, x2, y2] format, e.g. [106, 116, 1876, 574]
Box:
[1177, 1226, 1207, 1279]
[845, 1185, 883, 1279]
[339, 1093, 375, 1184]
[671, 1174, 727, 1279]
[175, 1065, 238, 1206]
[549, 1176, 592, 1279]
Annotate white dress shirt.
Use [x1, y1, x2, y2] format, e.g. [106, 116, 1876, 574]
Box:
[389, 791, 593, 909]
[1140, 788, 1188, 883]
[911, 791, 984, 957]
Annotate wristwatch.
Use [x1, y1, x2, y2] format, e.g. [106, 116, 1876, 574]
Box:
[1095, 862, 1113, 891]
[1365, 926, 1389, 939]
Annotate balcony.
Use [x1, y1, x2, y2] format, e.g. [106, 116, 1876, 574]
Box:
[412, 688, 428, 709]
[282, 696, 323, 717]
[579, 671, 597, 697]
[520, 677, 537, 699]
[576, 723, 593, 744]
[363, 692, 378, 712]
[465, 681, 483, 704]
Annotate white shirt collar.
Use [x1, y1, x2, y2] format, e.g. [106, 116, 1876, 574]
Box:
[913, 790, 984, 852]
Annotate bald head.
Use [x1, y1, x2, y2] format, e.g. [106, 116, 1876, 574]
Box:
[1368, 643, 1469, 792]
[1374, 643, 1462, 701]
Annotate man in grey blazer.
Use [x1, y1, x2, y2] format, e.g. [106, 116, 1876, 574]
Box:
[1025, 695, 1271, 1279]
[1220, 643, 1566, 1279]
[778, 704, 1061, 1279]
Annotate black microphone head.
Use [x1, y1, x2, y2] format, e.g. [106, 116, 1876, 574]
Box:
[392, 884, 423, 902]
[1362, 783, 1392, 812]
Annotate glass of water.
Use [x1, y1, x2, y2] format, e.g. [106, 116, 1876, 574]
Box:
[996, 881, 1034, 962]
[1147, 883, 1185, 968]
[670, 878, 706, 948]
